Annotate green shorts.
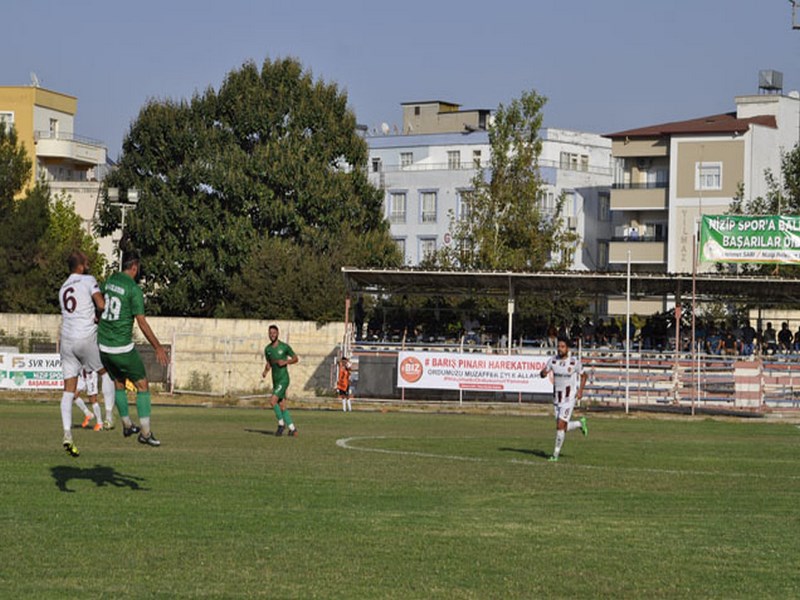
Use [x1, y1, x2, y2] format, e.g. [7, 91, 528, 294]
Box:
[100, 348, 147, 383]
[271, 380, 289, 400]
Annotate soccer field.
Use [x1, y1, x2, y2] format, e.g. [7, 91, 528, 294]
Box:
[1, 402, 799, 599]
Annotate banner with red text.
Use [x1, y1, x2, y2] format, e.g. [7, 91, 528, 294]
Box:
[397, 351, 552, 393]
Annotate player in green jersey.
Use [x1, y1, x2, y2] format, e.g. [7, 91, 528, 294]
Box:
[261, 324, 299, 436]
[98, 251, 169, 447]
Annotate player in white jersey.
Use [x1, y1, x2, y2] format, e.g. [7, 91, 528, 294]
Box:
[74, 370, 104, 431]
[58, 251, 117, 457]
[540, 337, 588, 462]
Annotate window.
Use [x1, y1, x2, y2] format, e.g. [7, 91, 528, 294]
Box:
[0, 111, 14, 133]
[414, 106, 420, 116]
[472, 149, 482, 167]
[419, 237, 437, 260]
[371, 158, 381, 173]
[388, 192, 407, 223]
[696, 162, 722, 191]
[457, 190, 473, 220]
[447, 150, 461, 170]
[598, 193, 610, 222]
[559, 152, 588, 171]
[597, 241, 609, 270]
[540, 190, 556, 215]
[394, 238, 406, 262]
[421, 191, 437, 223]
[400, 152, 413, 168]
[49, 118, 59, 137]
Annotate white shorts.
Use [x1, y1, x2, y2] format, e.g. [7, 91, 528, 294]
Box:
[553, 398, 576, 423]
[60, 334, 104, 379]
[76, 370, 98, 396]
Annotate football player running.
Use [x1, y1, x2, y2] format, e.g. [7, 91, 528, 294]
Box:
[540, 336, 588, 462]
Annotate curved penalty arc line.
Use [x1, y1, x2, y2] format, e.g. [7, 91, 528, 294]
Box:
[336, 436, 800, 481]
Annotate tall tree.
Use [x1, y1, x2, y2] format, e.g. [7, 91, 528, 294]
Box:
[0, 125, 32, 210]
[435, 90, 577, 271]
[98, 57, 398, 318]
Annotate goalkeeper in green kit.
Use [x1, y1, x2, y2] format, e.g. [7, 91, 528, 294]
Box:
[98, 251, 169, 446]
[262, 324, 299, 436]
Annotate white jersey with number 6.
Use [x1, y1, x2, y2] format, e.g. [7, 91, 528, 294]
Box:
[545, 353, 584, 404]
[59, 273, 101, 340]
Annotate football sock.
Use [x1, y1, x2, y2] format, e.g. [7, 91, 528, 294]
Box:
[74, 397, 91, 417]
[342, 399, 347, 412]
[273, 404, 284, 425]
[136, 391, 152, 419]
[92, 402, 103, 424]
[554, 430, 565, 457]
[101, 373, 115, 417]
[61, 391, 75, 436]
[567, 421, 582, 432]
[346, 398, 352, 411]
[115, 389, 130, 418]
[140, 416, 151, 436]
[284, 409, 295, 429]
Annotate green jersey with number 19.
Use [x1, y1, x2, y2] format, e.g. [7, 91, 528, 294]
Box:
[98, 272, 145, 353]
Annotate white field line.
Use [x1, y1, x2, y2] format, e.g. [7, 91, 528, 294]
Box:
[336, 436, 800, 481]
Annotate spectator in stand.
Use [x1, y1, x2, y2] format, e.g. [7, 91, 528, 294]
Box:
[581, 317, 595, 348]
[706, 323, 721, 355]
[570, 319, 582, 346]
[778, 322, 793, 354]
[794, 325, 800, 352]
[763, 322, 778, 355]
[720, 329, 739, 356]
[640, 318, 654, 350]
[557, 321, 569, 342]
[546, 322, 558, 348]
[607, 318, 621, 347]
[596, 318, 608, 346]
[695, 319, 707, 353]
[740, 320, 757, 356]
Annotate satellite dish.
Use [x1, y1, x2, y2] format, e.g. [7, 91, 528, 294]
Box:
[381, 122, 390, 135]
[30, 72, 40, 88]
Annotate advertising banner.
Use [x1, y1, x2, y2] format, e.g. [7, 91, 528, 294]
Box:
[700, 215, 800, 264]
[0, 353, 63, 390]
[397, 351, 552, 393]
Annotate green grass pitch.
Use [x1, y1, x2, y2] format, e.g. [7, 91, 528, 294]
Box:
[1, 401, 799, 598]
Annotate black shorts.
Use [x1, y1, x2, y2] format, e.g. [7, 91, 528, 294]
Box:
[337, 387, 350, 398]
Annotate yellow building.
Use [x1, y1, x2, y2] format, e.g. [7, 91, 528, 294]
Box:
[0, 84, 113, 258]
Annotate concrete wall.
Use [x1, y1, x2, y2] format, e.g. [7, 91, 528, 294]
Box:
[0, 313, 345, 396]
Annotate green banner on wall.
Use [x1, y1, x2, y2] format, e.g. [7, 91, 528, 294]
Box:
[700, 215, 800, 264]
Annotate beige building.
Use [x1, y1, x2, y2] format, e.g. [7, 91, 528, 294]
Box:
[0, 85, 113, 258]
[401, 100, 491, 134]
[604, 93, 800, 275]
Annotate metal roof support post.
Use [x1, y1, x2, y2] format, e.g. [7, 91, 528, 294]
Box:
[507, 279, 515, 356]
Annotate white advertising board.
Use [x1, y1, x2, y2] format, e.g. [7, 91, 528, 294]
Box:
[397, 351, 553, 393]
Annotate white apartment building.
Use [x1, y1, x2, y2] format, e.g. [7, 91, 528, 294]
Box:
[366, 101, 613, 269]
[605, 90, 800, 275]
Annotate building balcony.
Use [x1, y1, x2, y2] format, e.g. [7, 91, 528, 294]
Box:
[609, 240, 667, 264]
[34, 130, 106, 165]
[610, 182, 668, 210]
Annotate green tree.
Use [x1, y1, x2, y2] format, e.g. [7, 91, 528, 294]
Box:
[0, 125, 105, 312]
[436, 90, 577, 271]
[98, 57, 398, 318]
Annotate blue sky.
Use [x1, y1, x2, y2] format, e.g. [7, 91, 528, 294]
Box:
[3, 0, 798, 159]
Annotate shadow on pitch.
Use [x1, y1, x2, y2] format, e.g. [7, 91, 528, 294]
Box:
[498, 447, 551, 459]
[50, 465, 148, 493]
[244, 428, 276, 436]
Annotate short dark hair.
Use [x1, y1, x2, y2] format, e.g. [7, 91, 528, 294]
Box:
[67, 250, 86, 272]
[557, 336, 571, 347]
[269, 324, 279, 332]
[121, 250, 140, 271]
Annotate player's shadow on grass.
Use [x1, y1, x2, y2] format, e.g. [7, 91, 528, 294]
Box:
[244, 428, 276, 436]
[50, 465, 148, 493]
[498, 447, 551, 459]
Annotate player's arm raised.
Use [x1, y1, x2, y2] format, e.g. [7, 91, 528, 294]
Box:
[134, 314, 169, 366]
